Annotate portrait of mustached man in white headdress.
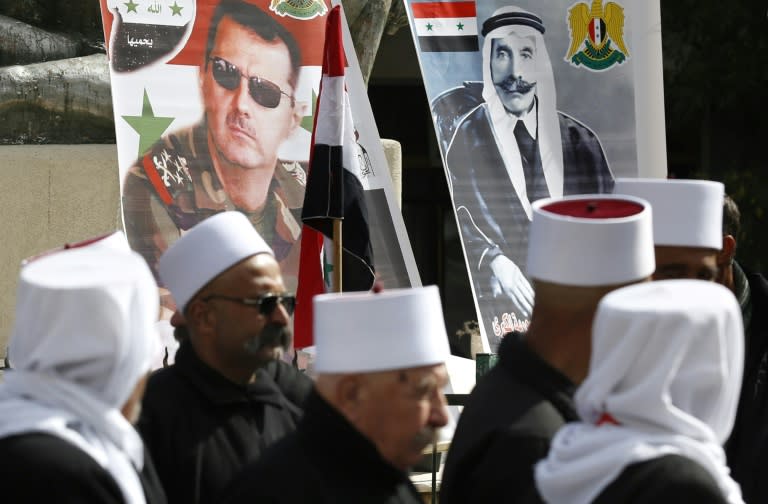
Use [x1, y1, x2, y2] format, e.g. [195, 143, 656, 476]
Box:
[436, 5, 614, 342]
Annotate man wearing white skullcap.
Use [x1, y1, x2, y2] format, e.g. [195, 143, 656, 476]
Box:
[138, 211, 312, 503]
[441, 194, 655, 503]
[224, 286, 451, 503]
[0, 244, 166, 503]
[434, 4, 613, 340]
[536, 280, 744, 504]
[613, 178, 724, 281]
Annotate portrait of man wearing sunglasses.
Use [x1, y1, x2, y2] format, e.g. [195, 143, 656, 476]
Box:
[122, 0, 307, 316]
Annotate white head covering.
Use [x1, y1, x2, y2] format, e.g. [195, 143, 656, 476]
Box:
[527, 194, 655, 285]
[313, 286, 451, 373]
[0, 246, 160, 504]
[535, 280, 744, 504]
[480, 5, 564, 216]
[613, 178, 724, 250]
[158, 211, 274, 311]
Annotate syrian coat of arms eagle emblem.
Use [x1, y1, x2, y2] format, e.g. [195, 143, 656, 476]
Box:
[269, 0, 327, 20]
[565, 0, 629, 71]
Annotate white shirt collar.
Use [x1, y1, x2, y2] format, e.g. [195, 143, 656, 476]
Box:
[512, 102, 538, 139]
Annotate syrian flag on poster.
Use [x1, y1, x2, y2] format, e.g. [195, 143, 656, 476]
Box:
[411, 1, 479, 52]
[294, 5, 375, 348]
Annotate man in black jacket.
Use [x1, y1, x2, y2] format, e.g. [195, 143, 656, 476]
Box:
[224, 286, 452, 503]
[139, 211, 312, 503]
[440, 194, 656, 503]
[719, 195, 768, 503]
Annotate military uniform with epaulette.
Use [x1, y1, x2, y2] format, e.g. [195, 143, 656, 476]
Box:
[122, 122, 306, 308]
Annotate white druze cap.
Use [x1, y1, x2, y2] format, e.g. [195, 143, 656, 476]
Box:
[313, 286, 451, 373]
[527, 194, 655, 286]
[613, 178, 724, 250]
[158, 211, 273, 311]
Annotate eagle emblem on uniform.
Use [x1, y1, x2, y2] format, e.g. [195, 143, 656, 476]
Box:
[269, 0, 327, 20]
[565, 0, 629, 71]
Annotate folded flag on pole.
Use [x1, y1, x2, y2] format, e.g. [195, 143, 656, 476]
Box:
[294, 5, 375, 348]
[411, 1, 479, 52]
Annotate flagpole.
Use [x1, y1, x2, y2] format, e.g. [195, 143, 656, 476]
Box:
[333, 218, 343, 293]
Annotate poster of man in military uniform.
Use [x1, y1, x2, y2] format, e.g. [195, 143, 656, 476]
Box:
[99, 0, 420, 324]
[404, 0, 666, 351]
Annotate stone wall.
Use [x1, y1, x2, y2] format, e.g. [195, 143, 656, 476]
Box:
[0, 144, 121, 361]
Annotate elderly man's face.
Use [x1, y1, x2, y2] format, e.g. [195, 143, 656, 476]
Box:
[201, 253, 293, 370]
[201, 16, 300, 172]
[490, 33, 537, 117]
[355, 364, 450, 471]
[653, 246, 719, 281]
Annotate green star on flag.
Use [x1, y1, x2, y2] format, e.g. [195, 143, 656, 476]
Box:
[300, 88, 318, 133]
[122, 89, 175, 157]
[170, 1, 183, 16]
[426, 22, 433, 31]
[124, 0, 139, 13]
[457, 22, 464, 30]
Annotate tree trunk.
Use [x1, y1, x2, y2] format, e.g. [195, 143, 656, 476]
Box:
[0, 15, 81, 66]
[346, 0, 392, 87]
[0, 54, 114, 144]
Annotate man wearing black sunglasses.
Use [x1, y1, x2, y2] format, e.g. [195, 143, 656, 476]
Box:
[139, 211, 312, 504]
[122, 0, 307, 319]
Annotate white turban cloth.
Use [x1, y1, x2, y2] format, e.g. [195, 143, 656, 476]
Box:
[535, 280, 744, 504]
[0, 246, 160, 504]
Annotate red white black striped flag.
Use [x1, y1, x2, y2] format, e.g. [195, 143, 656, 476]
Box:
[411, 1, 479, 52]
[294, 5, 375, 348]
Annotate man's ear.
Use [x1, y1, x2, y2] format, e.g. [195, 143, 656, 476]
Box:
[335, 374, 364, 420]
[290, 101, 307, 132]
[186, 297, 216, 334]
[717, 234, 737, 267]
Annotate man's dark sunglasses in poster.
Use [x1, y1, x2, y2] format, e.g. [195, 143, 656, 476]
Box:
[202, 293, 297, 316]
[208, 56, 295, 109]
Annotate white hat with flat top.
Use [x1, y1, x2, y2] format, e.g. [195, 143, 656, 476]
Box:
[613, 178, 724, 250]
[527, 194, 655, 286]
[313, 286, 451, 373]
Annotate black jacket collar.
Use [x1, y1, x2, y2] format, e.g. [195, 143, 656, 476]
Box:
[299, 390, 415, 488]
[498, 332, 579, 421]
[174, 340, 291, 409]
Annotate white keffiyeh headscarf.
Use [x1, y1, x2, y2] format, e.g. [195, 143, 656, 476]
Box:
[0, 243, 159, 504]
[535, 280, 744, 504]
[480, 5, 564, 219]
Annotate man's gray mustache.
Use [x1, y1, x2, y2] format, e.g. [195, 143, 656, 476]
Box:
[496, 77, 536, 94]
[244, 323, 293, 354]
[413, 427, 440, 450]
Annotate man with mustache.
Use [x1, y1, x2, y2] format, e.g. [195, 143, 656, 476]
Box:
[437, 5, 613, 345]
[122, 0, 306, 319]
[138, 211, 312, 504]
[224, 286, 451, 503]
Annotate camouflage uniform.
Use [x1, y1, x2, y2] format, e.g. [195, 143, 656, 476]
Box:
[122, 122, 305, 307]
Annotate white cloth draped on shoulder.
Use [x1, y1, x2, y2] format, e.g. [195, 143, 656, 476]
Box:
[535, 280, 745, 504]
